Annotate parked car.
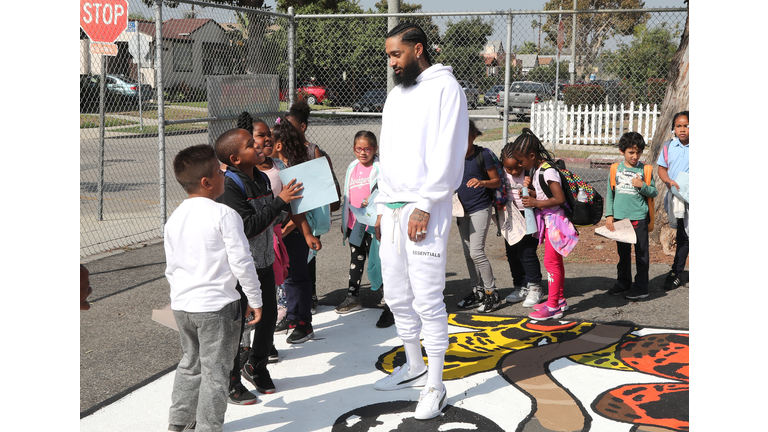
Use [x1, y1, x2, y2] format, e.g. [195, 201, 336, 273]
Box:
[483, 85, 505, 105]
[80, 74, 133, 112]
[105, 74, 153, 101]
[352, 88, 387, 112]
[457, 80, 479, 109]
[280, 80, 334, 105]
[496, 81, 552, 119]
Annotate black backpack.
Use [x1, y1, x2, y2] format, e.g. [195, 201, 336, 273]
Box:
[538, 160, 603, 226]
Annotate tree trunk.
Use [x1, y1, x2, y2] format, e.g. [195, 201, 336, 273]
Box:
[647, 11, 688, 249]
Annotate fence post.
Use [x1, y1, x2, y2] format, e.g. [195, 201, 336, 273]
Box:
[502, 12, 512, 145]
[155, 0, 166, 229]
[288, 7, 295, 108]
[387, 0, 400, 94]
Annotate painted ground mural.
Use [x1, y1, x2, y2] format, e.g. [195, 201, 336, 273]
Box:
[81, 308, 689, 432]
[366, 315, 689, 432]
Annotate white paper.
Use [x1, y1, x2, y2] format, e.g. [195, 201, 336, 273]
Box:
[151, 304, 178, 332]
[500, 205, 527, 245]
[452, 192, 464, 217]
[594, 218, 637, 244]
[278, 156, 339, 214]
[671, 172, 689, 203]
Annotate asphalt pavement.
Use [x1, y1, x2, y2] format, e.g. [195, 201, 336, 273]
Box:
[80, 210, 689, 418]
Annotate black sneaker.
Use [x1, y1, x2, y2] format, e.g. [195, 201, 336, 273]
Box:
[237, 346, 250, 371]
[607, 284, 630, 295]
[268, 345, 279, 364]
[168, 421, 196, 432]
[274, 317, 296, 334]
[228, 382, 258, 405]
[477, 289, 501, 313]
[376, 306, 395, 328]
[286, 321, 314, 344]
[242, 360, 276, 394]
[624, 289, 650, 300]
[457, 287, 485, 309]
[663, 271, 682, 291]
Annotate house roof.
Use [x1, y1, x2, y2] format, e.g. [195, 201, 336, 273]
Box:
[539, 57, 553, 66]
[133, 19, 155, 37]
[516, 54, 539, 68]
[162, 18, 214, 41]
[482, 40, 504, 55]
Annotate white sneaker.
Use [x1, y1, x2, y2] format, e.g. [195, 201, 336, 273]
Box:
[505, 286, 529, 303]
[414, 384, 447, 420]
[522, 284, 542, 308]
[373, 364, 428, 391]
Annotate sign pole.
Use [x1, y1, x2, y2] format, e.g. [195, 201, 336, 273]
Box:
[97, 55, 106, 221]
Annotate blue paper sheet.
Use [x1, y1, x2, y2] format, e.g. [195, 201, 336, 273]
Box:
[348, 189, 379, 227]
[671, 172, 689, 203]
[278, 156, 339, 215]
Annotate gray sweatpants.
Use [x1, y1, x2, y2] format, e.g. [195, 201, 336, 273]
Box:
[169, 300, 241, 432]
[457, 205, 496, 289]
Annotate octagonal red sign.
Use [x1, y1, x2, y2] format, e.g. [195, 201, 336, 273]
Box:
[80, 0, 129, 44]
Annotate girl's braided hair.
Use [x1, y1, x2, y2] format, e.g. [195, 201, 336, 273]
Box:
[502, 128, 557, 167]
[236, 111, 267, 135]
[273, 116, 310, 167]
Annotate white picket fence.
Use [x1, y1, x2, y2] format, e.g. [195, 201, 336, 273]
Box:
[530, 101, 661, 145]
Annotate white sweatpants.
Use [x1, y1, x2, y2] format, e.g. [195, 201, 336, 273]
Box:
[379, 200, 451, 359]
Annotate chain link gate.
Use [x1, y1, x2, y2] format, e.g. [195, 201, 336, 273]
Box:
[80, 1, 687, 257]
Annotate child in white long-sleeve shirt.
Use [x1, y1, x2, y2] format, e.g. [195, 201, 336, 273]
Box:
[164, 144, 263, 432]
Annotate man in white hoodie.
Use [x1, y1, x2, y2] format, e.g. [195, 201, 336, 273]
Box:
[373, 22, 468, 421]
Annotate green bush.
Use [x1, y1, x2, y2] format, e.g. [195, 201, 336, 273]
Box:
[563, 84, 605, 107]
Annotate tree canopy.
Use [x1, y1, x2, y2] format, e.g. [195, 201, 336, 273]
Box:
[438, 17, 493, 82]
[542, 0, 649, 79]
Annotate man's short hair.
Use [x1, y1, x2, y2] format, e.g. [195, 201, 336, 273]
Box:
[214, 129, 248, 167]
[173, 144, 218, 194]
[618, 131, 646, 152]
[386, 22, 432, 65]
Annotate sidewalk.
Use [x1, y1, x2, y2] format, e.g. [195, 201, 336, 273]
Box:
[80, 223, 689, 430]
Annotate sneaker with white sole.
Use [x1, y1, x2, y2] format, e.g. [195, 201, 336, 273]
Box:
[414, 384, 447, 420]
[167, 421, 196, 432]
[522, 284, 543, 308]
[373, 364, 428, 391]
[505, 286, 528, 303]
[532, 298, 568, 312]
[477, 289, 501, 313]
[457, 287, 485, 309]
[528, 305, 563, 320]
[335, 294, 362, 314]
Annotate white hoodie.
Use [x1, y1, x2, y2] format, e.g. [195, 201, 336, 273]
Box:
[375, 64, 469, 215]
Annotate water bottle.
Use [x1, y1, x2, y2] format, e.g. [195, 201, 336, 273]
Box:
[521, 186, 538, 235]
[577, 187, 588, 203]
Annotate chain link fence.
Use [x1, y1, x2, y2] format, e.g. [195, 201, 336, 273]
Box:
[80, 1, 687, 257]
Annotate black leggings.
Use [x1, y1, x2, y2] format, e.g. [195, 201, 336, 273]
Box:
[347, 227, 373, 296]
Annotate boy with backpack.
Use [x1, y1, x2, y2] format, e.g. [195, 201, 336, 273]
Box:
[214, 127, 303, 401]
[164, 144, 263, 432]
[605, 132, 657, 299]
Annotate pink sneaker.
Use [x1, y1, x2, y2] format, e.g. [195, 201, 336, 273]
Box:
[528, 305, 563, 320]
[532, 298, 568, 312]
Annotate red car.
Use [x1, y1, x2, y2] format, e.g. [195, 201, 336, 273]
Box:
[279, 81, 333, 105]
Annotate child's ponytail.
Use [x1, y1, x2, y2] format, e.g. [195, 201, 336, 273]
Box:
[273, 116, 309, 167]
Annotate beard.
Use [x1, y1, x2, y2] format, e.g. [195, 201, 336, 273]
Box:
[392, 57, 422, 88]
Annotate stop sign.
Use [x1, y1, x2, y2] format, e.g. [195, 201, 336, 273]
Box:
[80, 0, 129, 44]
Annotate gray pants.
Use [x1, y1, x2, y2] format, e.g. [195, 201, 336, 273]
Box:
[457, 205, 496, 289]
[169, 300, 241, 432]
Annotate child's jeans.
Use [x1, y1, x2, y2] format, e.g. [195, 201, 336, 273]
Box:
[544, 229, 565, 308]
[169, 300, 241, 432]
[672, 218, 689, 274]
[504, 212, 542, 288]
[283, 230, 313, 324]
[616, 219, 649, 292]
